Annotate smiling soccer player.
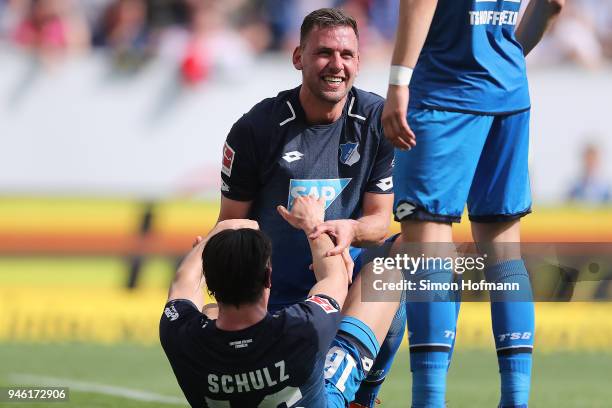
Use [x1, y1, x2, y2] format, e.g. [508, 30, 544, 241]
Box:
[216, 8, 405, 406]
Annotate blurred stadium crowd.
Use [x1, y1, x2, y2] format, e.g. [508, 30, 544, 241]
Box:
[1, 0, 611, 84]
[0, 0, 401, 83]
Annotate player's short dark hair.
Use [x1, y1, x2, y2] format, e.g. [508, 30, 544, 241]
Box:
[202, 228, 272, 308]
[300, 8, 359, 47]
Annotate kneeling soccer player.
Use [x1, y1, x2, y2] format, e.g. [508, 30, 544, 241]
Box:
[160, 195, 401, 407]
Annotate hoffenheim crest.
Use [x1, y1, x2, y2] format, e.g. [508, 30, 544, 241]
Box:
[339, 142, 360, 166]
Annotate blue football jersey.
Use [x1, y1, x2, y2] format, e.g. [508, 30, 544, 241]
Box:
[409, 0, 530, 114]
[220, 86, 394, 308]
[159, 295, 341, 408]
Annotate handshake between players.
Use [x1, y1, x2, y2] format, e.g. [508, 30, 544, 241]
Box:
[160, 195, 401, 408]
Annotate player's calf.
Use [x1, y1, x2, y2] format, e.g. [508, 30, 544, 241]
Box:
[485, 259, 534, 408]
[406, 266, 459, 408]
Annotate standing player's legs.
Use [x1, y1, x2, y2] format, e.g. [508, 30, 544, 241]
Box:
[468, 110, 534, 408]
[394, 109, 494, 407]
[402, 223, 458, 408]
[325, 260, 403, 408]
[472, 222, 534, 408]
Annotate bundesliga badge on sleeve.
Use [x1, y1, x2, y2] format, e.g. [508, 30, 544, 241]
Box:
[221, 142, 235, 177]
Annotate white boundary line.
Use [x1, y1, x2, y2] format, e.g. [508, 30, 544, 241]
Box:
[9, 373, 185, 405]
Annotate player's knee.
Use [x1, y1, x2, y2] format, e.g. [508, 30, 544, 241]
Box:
[471, 219, 521, 244]
[399, 219, 453, 243]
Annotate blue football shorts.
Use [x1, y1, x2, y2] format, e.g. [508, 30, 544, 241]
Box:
[393, 108, 532, 223]
[325, 317, 380, 407]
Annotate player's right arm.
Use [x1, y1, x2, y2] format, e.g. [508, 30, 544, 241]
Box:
[217, 115, 259, 221]
[381, 0, 438, 150]
[277, 196, 349, 308]
[515, 0, 564, 56]
[218, 196, 252, 221]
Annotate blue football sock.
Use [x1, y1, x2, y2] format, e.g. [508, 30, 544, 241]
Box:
[406, 268, 458, 408]
[498, 355, 531, 408]
[411, 351, 448, 408]
[353, 297, 406, 407]
[486, 260, 534, 407]
[447, 280, 462, 370]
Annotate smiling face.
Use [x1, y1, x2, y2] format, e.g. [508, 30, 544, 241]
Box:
[293, 25, 360, 106]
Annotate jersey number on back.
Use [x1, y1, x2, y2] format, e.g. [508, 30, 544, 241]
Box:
[205, 387, 303, 408]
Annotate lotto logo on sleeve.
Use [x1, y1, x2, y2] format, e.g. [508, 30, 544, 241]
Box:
[306, 296, 339, 314]
[221, 142, 235, 177]
[287, 178, 350, 210]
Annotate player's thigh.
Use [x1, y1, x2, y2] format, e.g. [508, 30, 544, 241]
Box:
[467, 109, 531, 221]
[393, 109, 493, 222]
[345, 235, 405, 345]
[325, 318, 379, 406]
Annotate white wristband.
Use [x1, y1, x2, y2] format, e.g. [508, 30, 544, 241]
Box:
[389, 65, 413, 86]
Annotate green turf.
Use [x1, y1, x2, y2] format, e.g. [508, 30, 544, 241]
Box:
[383, 348, 612, 407]
[0, 343, 185, 407]
[1, 343, 611, 407]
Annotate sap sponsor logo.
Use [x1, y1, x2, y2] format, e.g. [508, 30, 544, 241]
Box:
[306, 295, 339, 314]
[282, 150, 304, 163]
[498, 332, 532, 342]
[469, 10, 519, 26]
[287, 178, 350, 210]
[376, 176, 393, 192]
[221, 142, 235, 177]
[164, 305, 179, 321]
[339, 142, 361, 166]
[395, 202, 416, 219]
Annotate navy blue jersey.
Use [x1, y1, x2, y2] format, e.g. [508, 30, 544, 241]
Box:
[160, 295, 341, 407]
[220, 86, 394, 308]
[410, 0, 530, 114]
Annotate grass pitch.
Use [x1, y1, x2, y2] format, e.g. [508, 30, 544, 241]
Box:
[1, 197, 611, 407]
[1, 256, 612, 407]
[1, 343, 611, 407]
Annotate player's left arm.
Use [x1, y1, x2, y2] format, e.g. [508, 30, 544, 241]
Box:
[308, 193, 392, 255]
[352, 192, 393, 246]
[516, 0, 564, 56]
[166, 219, 259, 314]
